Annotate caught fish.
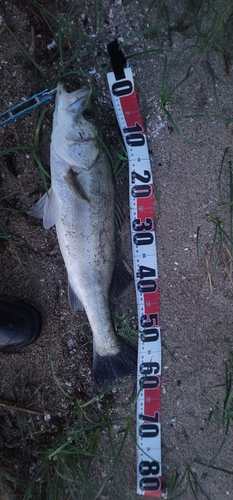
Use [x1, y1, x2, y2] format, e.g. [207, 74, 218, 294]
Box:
[31, 85, 136, 388]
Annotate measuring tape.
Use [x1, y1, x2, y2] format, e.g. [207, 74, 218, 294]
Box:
[107, 61, 164, 497]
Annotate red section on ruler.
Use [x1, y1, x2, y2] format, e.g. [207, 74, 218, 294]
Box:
[144, 382, 161, 420]
[136, 186, 155, 227]
[120, 92, 145, 130]
[144, 480, 163, 499]
[144, 296, 160, 316]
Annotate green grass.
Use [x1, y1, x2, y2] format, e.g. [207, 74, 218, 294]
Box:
[166, 464, 212, 500]
[198, 147, 233, 283]
[3, 0, 233, 147]
[202, 353, 233, 459]
[0, 227, 11, 240]
[165, 353, 233, 499]
[144, 0, 233, 135]
[0, 374, 137, 500]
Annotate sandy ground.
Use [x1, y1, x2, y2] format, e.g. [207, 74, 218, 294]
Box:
[0, 1, 233, 499]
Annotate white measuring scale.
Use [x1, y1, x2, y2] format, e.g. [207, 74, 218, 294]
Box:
[107, 66, 163, 498]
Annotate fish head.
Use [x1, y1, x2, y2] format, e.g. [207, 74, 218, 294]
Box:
[52, 85, 101, 171]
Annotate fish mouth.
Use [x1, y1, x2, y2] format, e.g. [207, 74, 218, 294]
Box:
[56, 84, 91, 114]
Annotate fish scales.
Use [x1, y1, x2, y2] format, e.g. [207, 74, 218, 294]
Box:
[31, 85, 136, 388]
[53, 149, 117, 355]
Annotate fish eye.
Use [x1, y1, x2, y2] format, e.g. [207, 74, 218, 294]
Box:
[82, 108, 95, 121]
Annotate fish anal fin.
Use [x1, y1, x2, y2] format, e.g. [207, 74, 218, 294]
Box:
[68, 280, 85, 311]
[64, 168, 90, 202]
[110, 254, 133, 302]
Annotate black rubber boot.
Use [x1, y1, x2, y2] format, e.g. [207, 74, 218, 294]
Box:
[0, 300, 42, 352]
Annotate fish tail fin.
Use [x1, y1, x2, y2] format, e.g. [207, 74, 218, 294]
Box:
[93, 339, 137, 389]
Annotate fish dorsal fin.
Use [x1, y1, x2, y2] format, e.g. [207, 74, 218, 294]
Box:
[115, 191, 125, 231]
[64, 169, 90, 202]
[68, 279, 85, 311]
[110, 254, 133, 302]
[30, 189, 57, 229]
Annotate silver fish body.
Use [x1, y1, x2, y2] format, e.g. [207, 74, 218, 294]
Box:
[31, 85, 136, 387]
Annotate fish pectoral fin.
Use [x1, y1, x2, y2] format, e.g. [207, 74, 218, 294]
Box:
[110, 254, 133, 302]
[68, 280, 85, 311]
[64, 168, 90, 202]
[29, 188, 56, 229]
